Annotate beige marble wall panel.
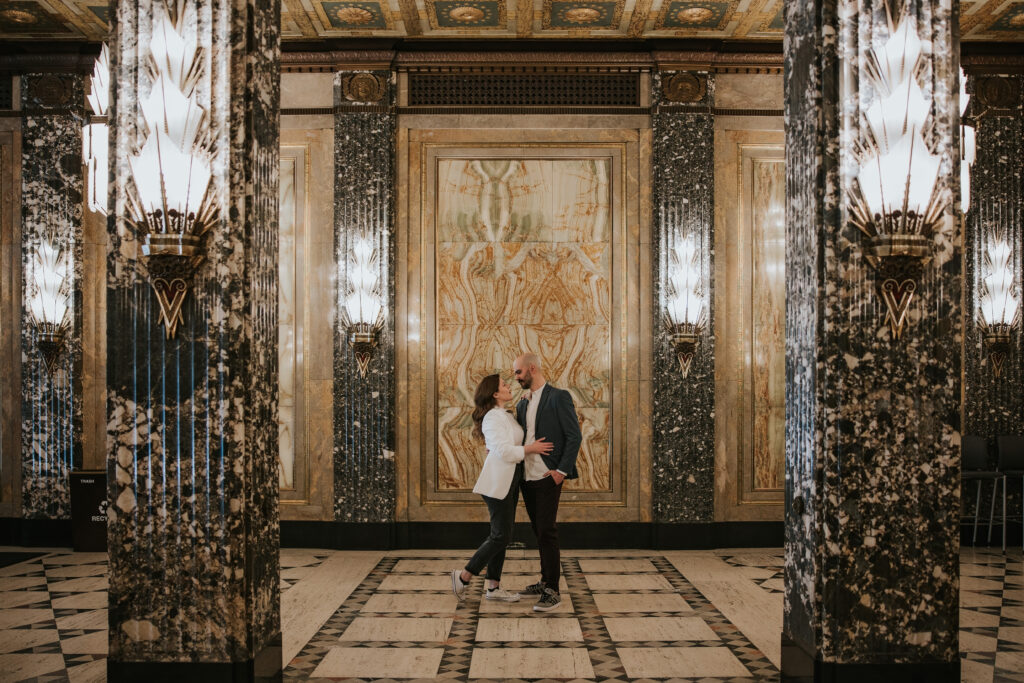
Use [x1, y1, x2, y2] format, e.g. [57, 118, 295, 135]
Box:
[279, 154, 298, 490]
[280, 72, 335, 109]
[434, 157, 612, 494]
[397, 125, 651, 522]
[713, 121, 785, 522]
[281, 128, 335, 521]
[750, 160, 786, 491]
[714, 74, 784, 111]
[80, 208, 106, 471]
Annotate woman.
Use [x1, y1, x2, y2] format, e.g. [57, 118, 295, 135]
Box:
[451, 373, 552, 602]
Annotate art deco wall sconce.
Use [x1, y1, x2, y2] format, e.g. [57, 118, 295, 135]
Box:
[340, 236, 385, 376]
[664, 234, 706, 377]
[83, 45, 109, 216]
[28, 235, 72, 376]
[979, 237, 1019, 378]
[849, 8, 944, 340]
[125, 1, 215, 339]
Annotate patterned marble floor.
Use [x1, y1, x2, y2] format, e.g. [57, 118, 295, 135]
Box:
[0, 546, 1019, 681]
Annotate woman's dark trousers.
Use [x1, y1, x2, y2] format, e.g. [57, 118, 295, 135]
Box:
[465, 463, 523, 581]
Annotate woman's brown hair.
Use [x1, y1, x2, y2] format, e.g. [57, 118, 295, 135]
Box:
[471, 373, 501, 440]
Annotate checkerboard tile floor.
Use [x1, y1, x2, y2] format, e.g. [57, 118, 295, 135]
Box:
[0, 547, 1020, 681]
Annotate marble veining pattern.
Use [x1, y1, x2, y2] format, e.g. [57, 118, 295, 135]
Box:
[750, 160, 786, 491]
[963, 76, 1023, 525]
[333, 71, 396, 522]
[435, 158, 612, 492]
[105, 0, 280, 664]
[20, 73, 84, 520]
[784, 0, 962, 665]
[651, 71, 716, 522]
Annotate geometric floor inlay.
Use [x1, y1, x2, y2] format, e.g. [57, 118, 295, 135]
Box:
[1, 546, 1022, 681]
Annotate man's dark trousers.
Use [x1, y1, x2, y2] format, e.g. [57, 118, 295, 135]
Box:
[521, 475, 563, 591]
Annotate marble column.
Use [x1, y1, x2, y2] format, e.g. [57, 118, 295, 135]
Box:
[651, 71, 716, 523]
[783, 0, 961, 679]
[105, 0, 281, 679]
[20, 73, 84, 519]
[963, 74, 1023, 470]
[333, 71, 395, 523]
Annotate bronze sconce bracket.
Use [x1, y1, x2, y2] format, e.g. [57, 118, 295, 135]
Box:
[347, 323, 380, 377]
[36, 323, 67, 376]
[864, 234, 933, 340]
[982, 324, 1013, 378]
[668, 322, 701, 377]
[141, 232, 202, 339]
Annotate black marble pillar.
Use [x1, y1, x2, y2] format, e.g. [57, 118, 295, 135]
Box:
[105, 0, 281, 679]
[783, 0, 961, 678]
[20, 73, 84, 519]
[961, 75, 1024, 537]
[964, 75, 1024, 438]
[651, 71, 716, 523]
[332, 72, 395, 523]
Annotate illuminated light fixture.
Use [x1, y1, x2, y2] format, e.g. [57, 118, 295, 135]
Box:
[849, 3, 945, 340]
[959, 67, 976, 211]
[664, 233, 706, 377]
[340, 235, 385, 376]
[27, 235, 72, 376]
[125, 0, 216, 339]
[83, 44, 109, 216]
[979, 237, 1019, 378]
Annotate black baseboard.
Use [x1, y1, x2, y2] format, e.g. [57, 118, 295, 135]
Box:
[781, 633, 959, 682]
[0, 517, 73, 547]
[108, 633, 281, 683]
[960, 521, 1024, 546]
[281, 521, 784, 550]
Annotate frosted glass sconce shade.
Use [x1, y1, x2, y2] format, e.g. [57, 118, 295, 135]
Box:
[124, 1, 216, 338]
[27, 238, 72, 375]
[979, 238, 1020, 378]
[847, 6, 947, 341]
[340, 235, 385, 376]
[664, 233, 706, 377]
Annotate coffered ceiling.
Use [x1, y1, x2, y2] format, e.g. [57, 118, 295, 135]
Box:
[0, 0, 1021, 41]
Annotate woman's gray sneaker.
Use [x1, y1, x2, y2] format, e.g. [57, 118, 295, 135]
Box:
[532, 587, 561, 612]
[519, 581, 545, 596]
[451, 569, 468, 601]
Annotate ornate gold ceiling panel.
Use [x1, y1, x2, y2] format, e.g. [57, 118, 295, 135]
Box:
[0, 0, 1021, 41]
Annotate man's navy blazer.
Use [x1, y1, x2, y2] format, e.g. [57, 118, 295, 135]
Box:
[515, 384, 582, 480]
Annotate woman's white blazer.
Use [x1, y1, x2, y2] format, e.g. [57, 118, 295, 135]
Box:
[472, 408, 525, 500]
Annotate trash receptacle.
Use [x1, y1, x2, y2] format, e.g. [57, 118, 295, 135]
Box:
[70, 470, 107, 552]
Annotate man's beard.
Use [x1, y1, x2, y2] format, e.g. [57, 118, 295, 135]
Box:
[517, 375, 531, 389]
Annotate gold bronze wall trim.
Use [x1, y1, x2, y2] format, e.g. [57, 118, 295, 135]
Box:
[398, 105, 650, 115]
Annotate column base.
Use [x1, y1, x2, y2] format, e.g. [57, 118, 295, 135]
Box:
[108, 633, 281, 683]
[781, 634, 959, 683]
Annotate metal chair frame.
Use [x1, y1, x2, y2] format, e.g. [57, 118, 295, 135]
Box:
[996, 434, 1024, 552]
[962, 435, 1005, 549]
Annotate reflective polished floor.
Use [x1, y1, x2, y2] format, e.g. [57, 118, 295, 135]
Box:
[0, 546, 1020, 681]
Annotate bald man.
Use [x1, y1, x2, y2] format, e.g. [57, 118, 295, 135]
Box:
[512, 353, 582, 612]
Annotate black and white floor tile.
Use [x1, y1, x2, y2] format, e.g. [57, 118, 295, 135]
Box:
[0, 547, 1020, 681]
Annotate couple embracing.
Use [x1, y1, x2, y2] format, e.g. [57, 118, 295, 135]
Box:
[450, 353, 582, 612]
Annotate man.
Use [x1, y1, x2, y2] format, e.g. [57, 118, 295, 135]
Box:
[513, 352, 582, 612]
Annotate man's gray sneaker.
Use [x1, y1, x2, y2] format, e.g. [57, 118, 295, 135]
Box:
[519, 581, 545, 596]
[532, 587, 561, 612]
[485, 587, 520, 602]
[451, 569, 468, 601]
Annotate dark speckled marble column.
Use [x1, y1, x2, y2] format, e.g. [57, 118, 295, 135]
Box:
[784, 0, 961, 677]
[105, 0, 281, 678]
[20, 74, 84, 520]
[651, 72, 716, 523]
[963, 75, 1023, 527]
[333, 72, 395, 523]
